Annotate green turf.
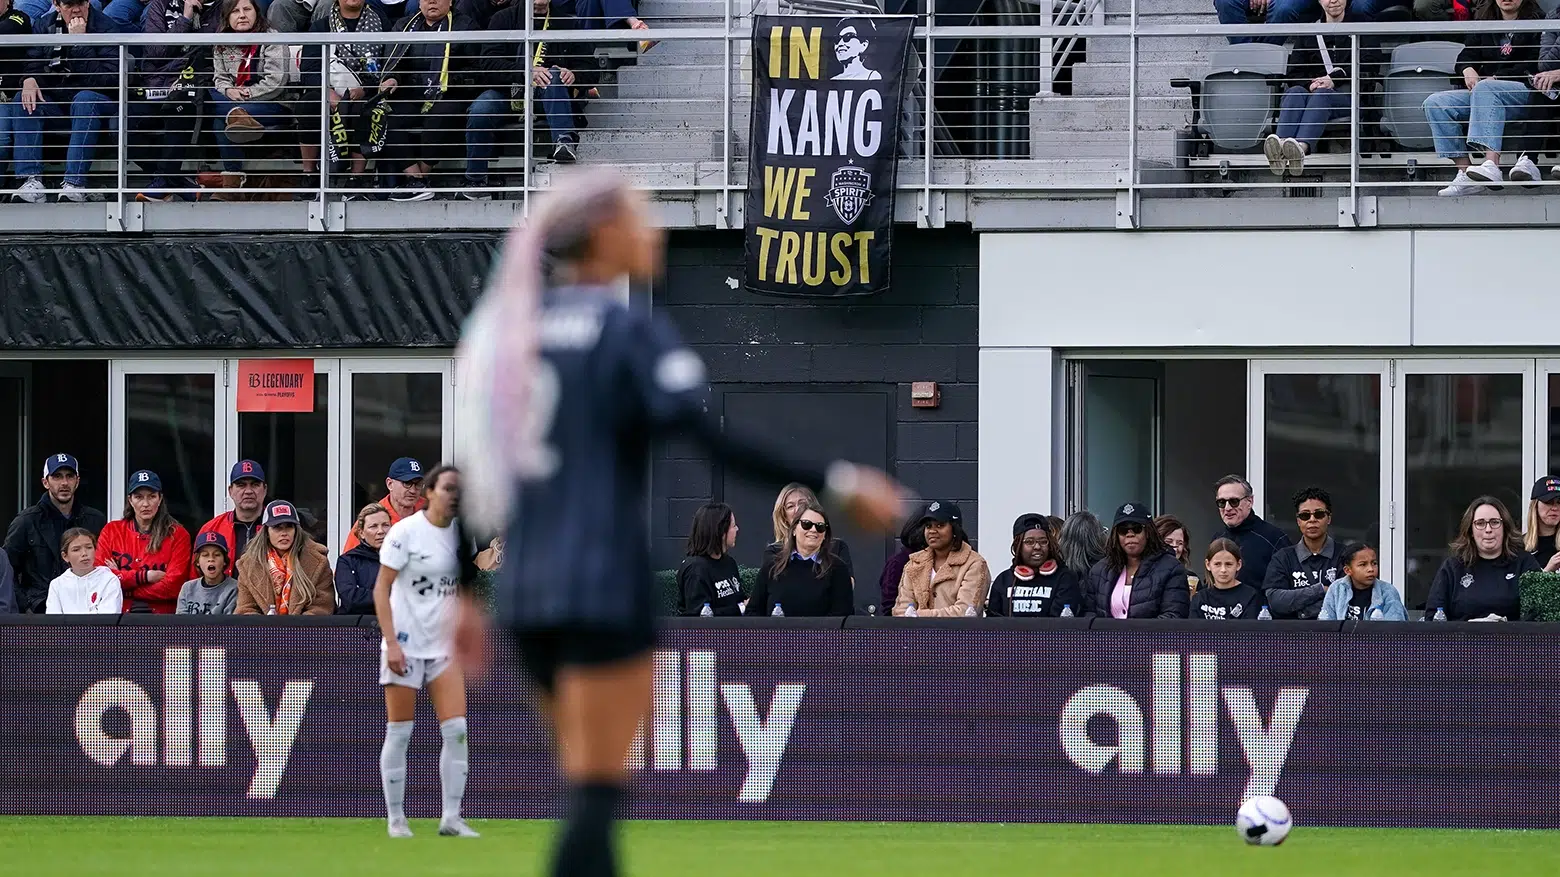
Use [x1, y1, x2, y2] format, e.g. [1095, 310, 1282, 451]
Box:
[1, 817, 1558, 875]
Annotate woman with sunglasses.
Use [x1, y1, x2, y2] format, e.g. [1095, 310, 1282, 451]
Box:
[1261, 486, 1347, 620]
[1424, 495, 1538, 621]
[1083, 503, 1189, 619]
[746, 500, 853, 617]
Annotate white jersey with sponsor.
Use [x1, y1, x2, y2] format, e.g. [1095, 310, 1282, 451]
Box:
[380, 511, 461, 659]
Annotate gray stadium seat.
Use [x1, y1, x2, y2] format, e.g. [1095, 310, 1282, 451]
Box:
[1380, 41, 1464, 151]
[1194, 43, 1290, 151]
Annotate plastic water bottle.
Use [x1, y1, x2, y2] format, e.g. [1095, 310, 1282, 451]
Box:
[1059, 604, 1074, 618]
[1369, 607, 1383, 621]
[1257, 605, 1272, 620]
[699, 602, 713, 617]
[866, 604, 878, 616]
[771, 603, 785, 617]
[965, 603, 979, 617]
[1432, 607, 1447, 622]
[905, 602, 918, 617]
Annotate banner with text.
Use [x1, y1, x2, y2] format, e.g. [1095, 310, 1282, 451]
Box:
[745, 15, 913, 297]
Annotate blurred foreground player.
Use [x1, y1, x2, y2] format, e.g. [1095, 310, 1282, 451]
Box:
[450, 169, 906, 877]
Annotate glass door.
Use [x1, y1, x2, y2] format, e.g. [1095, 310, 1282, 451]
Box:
[1249, 360, 1393, 586]
[0, 363, 29, 523]
[1068, 361, 1163, 517]
[109, 361, 226, 535]
[1393, 360, 1533, 610]
[340, 359, 453, 536]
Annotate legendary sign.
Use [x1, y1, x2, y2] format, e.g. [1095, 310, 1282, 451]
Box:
[745, 16, 914, 297]
[236, 360, 314, 413]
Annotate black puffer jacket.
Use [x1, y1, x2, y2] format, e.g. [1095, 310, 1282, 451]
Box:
[1083, 550, 1191, 619]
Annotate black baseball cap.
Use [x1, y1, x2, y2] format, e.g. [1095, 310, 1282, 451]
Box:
[1534, 476, 1560, 502]
[1012, 513, 1048, 538]
[263, 500, 299, 527]
[921, 501, 961, 524]
[1113, 502, 1151, 527]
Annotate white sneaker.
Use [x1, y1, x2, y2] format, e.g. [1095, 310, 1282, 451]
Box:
[1438, 170, 1483, 197]
[1281, 138, 1306, 176]
[12, 176, 45, 203]
[1510, 153, 1540, 186]
[58, 182, 89, 203]
[438, 816, 480, 837]
[1262, 134, 1285, 176]
[1463, 158, 1504, 188]
[388, 817, 413, 838]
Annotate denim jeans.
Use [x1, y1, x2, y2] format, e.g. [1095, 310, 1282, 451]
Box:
[209, 93, 291, 171]
[1423, 79, 1532, 158]
[13, 89, 114, 186]
[102, 0, 147, 29]
[1213, 0, 1394, 44]
[1276, 85, 1350, 148]
[465, 78, 576, 182]
[0, 100, 16, 177]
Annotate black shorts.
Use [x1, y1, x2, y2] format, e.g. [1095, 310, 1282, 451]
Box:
[510, 625, 657, 695]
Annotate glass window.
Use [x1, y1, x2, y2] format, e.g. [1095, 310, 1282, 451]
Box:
[1403, 373, 1524, 609]
[239, 375, 330, 546]
[125, 374, 216, 530]
[1263, 373, 1381, 548]
[1085, 374, 1157, 516]
[351, 373, 443, 512]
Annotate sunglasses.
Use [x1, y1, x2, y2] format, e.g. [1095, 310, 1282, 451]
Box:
[1117, 523, 1145, 536]
[1215, 497, 1247, 509]
[1296, 510, 1330, 522]
[797, 519, 829, 533]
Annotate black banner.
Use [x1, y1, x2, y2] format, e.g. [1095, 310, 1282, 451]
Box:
[744, 15, 914, 298]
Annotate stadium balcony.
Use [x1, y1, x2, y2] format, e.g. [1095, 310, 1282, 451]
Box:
[8, 2, 1560, 232]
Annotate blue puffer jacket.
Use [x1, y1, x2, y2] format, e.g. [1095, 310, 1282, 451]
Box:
[334, 544, 381, 615]
[1318, 579, 1407, 621]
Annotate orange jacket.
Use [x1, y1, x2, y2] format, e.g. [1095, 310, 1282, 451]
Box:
[341, 495, 425, 552]
[197, 511, 263, 577]
[94, 519, 193, 614]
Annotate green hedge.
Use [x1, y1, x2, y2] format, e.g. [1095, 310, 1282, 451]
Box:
[1520, 571, 1560, 622]
[472, 566, 760, 616]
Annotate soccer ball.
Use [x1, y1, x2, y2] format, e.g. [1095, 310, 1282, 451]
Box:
[1235, 795, 1292, 846]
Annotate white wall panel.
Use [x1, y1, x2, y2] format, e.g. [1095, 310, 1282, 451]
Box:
[977, 348, 1055, 554]
[1412, 229, 1560, 346]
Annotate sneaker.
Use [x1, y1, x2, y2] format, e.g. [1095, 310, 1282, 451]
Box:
[459, 177, 492, 201]
[1464, 158, 1504, 188]
[1510, 153, 1540, 186]
[551, 138, 577, 165]
[388, 818, 413, 838]
[390, 178, 434, 202]
[438, 817, 480, 838]
[1262, 134, 1285, 176]
[58, 182, 89, 203]
[224, 107, 265, 144]
[1281, 138, 1306, 176]
[1550, 163, 1560, 181]
[12, 176, 45, 203]
[1438, 169, 1483, 197]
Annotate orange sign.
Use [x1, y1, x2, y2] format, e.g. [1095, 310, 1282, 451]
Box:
[237, 360, 315, 413]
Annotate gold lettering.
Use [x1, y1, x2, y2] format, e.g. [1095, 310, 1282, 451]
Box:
[789, 27, 820, 80]
[791, 168, 813, 220]
[801, 232, 827, 286]
[763, 166, 796, 219]
[828, 233, 853, 287]
[768, 27, 783, 80]
[754, 227, 780, 282]
[853, 231, 875, 286]
[776, 231, 801, 285]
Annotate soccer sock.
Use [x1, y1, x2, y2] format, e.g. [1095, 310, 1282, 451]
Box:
[381, 720, 414, 822]
[438, 717, 470, 821]
[550, 783, 624, 877]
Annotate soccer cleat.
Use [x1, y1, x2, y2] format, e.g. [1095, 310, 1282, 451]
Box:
[438, 817, 480, 837]
[387, 818, 413, 838]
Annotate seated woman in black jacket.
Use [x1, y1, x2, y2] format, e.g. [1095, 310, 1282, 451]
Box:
[676, 502, 744, 616]
[1423, 0, 1545, 195]
[1424, 495, 1540, 621]
[1264, 0, 1358, 176]
[1084, 503, 1190, 619]
[746, 500, 853, 617]
[987, 513, 1084, 617]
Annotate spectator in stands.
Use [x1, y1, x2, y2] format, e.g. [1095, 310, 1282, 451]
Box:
[1190, 537, 1260, 620]
[0, 549, 13, 613]
[298, 0, 387, 194]
[986, 512, 1083, 617]
[176, 531, 239, 614]
[1524, 475, 1560, 571]
[1424, 495, 1539, 621]
[46, 527, 122, 614]
[4, 453, 107, 614]
[749, 500, 853, 617]
[878, 506, 926, 616]
[197, 459, 267, 578]
[1083, 502, 1190, 619]
[1263, 486, 1344, 619]
[677, 502, 744, 616]
[1058, 509, 1106, 580]
[458, 0, 510, 29]
[1213, 474, 1291, 591]
[892, 501, 991, 617]
[236, 499, 336, 614]
[1263, 0, 1357, 176]
[574, 0, 648, 49]
[11, 0, 118, 203]
[1535, 5, 1560, 178]
[469, 0, 587, 191]
[1319, 542, 1406, 620]
[131, 0, 219, 201]
[1424, 0, 1544, 196]
[379, 0, 483, 201]
[336, 502, 392, 613]
[266, 0, 333, 31]
[344, 457, 426, 550]
[204, 0, 293, 197]
[0, 0, 35, 189]
[766, 483, 854, 574]
[96, 469, 193, 613]
[1155, 514, 1200, 595]
[1214, 0, 1317, 45]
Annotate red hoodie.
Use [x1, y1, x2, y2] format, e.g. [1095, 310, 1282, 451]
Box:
[95, 519, 193, 614]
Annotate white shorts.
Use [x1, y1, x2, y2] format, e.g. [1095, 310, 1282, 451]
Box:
[379, 650, 452, 689]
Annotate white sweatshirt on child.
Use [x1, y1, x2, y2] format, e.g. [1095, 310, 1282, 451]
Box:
[46, 567, 124, 614]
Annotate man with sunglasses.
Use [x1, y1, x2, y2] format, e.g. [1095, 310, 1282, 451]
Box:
[1212, 474, 1291, 592]
[1261, 486, 1343, 620]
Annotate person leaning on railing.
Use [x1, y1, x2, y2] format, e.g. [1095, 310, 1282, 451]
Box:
[1423, 0, 1545, 196]
[298, 0, 387, 197]
[1263, 0, 1358, 176]
[10, 0, 118, 204]
[130, 0, 219, 202]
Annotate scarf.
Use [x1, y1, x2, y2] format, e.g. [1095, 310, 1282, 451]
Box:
[387, 13, 451, 110]
[236, 44, 258, 87]
[508, 11, 550, 110]
[330, 2, 385, 75]
[267, 548, 293, 615]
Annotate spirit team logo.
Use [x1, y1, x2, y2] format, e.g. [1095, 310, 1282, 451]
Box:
[825, 163, 873, 225]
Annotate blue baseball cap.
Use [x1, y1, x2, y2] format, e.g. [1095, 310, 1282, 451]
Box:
[229, 459, 266, 484]
[263, 500, 299, 527]
[193, 531, 230, 557]
[387, 457, 424, 483]
[128, 470, 162, 494]
[44, 453, 79, 477]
